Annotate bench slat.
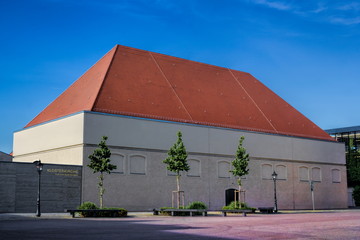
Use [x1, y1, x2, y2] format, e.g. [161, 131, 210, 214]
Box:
[220, 209, 252, 217]
[65, 209, 126, 218]
[153, 209, 207, 217]
[258, 207, 274, 214]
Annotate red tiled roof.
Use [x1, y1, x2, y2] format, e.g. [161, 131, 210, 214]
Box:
[25, 45, 333, 141]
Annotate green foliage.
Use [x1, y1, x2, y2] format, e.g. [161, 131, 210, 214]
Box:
[88, 136, 117, 174]
[347, 139, 360, 187]
[160, 201, 207, 211]
[186, 201, 207, 210]
[353, 186, 360, 206]
[230, 136, 250, 186]
[163, 131, 190, 208]
[159, 202, 207, 216]
[160, 207, 177, 210]
[159, 207, 185, 216]
[77, 201, 98, 217]
[77, 201, 127, 217]
[348, 168, 360, 187]
[163, 131, 190, 175]
[222, 201, 254, 210]
[88, 136, 117, 208]
[78, 201, 98, 210]
[98, 208, 128, 217]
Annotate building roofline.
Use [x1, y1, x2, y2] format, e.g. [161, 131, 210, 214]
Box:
[325, 126, 360, 134]
[17, 110, 339, 144]
[23, 45, 332, 141]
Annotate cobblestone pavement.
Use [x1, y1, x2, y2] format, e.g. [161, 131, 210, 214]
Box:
[1, 210, 360, 239]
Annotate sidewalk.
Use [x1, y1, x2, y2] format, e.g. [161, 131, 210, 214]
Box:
[1, 210, 360, 239]
[0, 208, 358, 220]
[0, 212, 71, 220]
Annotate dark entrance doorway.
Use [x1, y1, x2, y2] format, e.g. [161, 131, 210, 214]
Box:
[225, 188, 238, 206]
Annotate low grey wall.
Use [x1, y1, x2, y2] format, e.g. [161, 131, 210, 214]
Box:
[0, 161, 82, 213]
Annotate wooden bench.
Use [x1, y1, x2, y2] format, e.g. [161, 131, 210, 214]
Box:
[153, 209, 207, 216]
[65, 209, 126, 218]
[258, 207, 274, 214]
[220, 209, 253, 217]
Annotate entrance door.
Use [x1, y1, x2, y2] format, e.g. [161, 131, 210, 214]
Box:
[225, 188, 238, 206]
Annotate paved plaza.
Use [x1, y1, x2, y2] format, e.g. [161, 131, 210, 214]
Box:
[1, 210, 360, 239]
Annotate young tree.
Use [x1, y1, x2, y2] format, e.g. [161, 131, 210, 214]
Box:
[163, 131, 190, 208]
[88, 136, 117, 209]
[230, 136, 250, 206]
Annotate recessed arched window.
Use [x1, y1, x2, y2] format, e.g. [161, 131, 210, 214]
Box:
[299, 166, 309, 182]
[261, 164, 273, 180]
[166, 169, 177, 176]
[129, 155, 146, 175]
[275, 165, 287, 180]
[218, 161, 231, 178]
[311, 167, 321, 182]
[111, 153, 125, 174]
[331, 169, 341, 183]
[187, 159, 201, 177]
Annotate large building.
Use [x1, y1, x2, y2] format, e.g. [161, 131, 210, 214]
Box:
[13, 45, 347, 210]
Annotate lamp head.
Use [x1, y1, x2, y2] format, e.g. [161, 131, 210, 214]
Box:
[33, 160, 43, 172]
[272, 171, 278, 180]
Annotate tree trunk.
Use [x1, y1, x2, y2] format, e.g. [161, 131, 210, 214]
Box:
[238, 184, 242, 206]
[176, 174, 180, 208]
[99, 173, 104, 209]
[237, 178, 242, 208]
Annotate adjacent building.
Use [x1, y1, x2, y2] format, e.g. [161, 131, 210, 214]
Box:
[0, 151, 12, 162]
[12, 45, 347, 210]
[326, 126, 360, 153]
[326, 126, 360, 207]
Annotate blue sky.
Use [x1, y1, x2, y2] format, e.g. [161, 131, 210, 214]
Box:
[1, 0, 360, 153]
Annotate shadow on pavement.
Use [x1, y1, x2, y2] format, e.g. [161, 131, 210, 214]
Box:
[0, 218, 229, 240]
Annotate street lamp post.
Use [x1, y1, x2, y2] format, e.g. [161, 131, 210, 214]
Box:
[310, 180, 315, 210]
[272, 171, 278, 213]
[33, 160, 43, 217]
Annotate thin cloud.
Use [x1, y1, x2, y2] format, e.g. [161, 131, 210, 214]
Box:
[330, 16, 360, 25]
[311, 4, 327, 14]
[252, 0, 292, 11]
[248, 0, 360, 25]
[337, 2, 360, 11]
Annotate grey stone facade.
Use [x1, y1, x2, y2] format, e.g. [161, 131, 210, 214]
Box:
[0, 161, 82, 213]
[13, 112, 348, 211]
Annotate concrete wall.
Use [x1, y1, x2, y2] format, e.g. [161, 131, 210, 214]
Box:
[0, 161, 82, 213]
[13, 111, 344, 166]
[81, 146, 347, 210]
[12, 111, 347, 211]
[81, 112, 347, 210]
[84, 112, 345, 164]
[0, 161, 16, 212]
[13, 113, 85, 165]
[13, 146, 84, 166]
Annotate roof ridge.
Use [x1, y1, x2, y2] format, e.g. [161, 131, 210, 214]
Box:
[91, 45, 119, 110]
[228, 68, 278, 133]
[148, 51, 193, 121]
[117, 44, 250, 75]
